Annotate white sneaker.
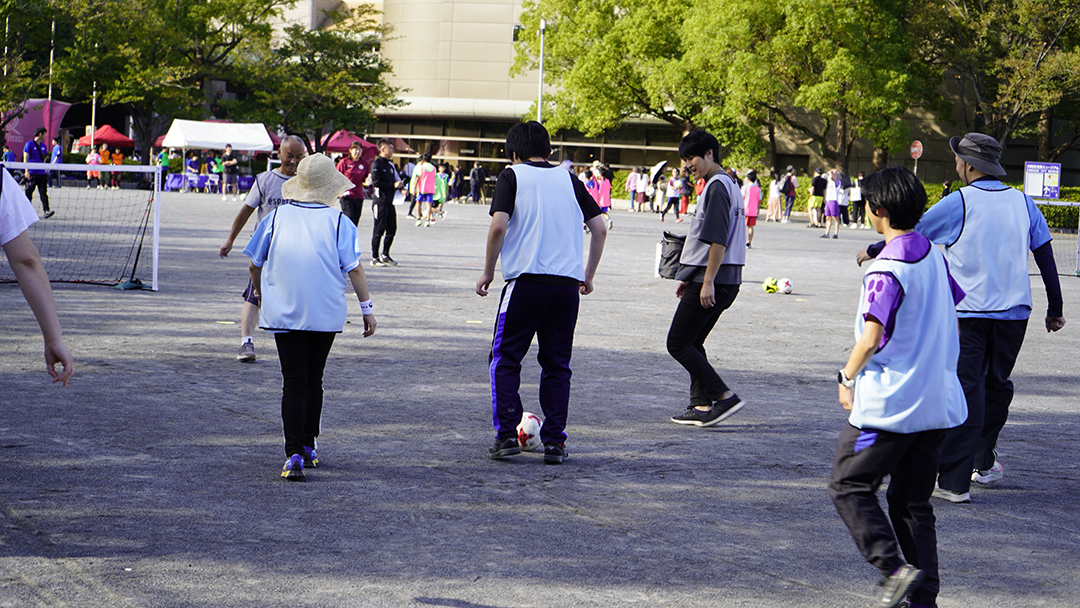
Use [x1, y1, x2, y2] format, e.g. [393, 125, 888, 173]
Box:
[932, 483, 971, 503]
[972, 461, 1004, 484]
[222, 195, 227, 201]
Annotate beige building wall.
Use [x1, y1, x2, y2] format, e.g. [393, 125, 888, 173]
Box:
[380, 0, 540, 102]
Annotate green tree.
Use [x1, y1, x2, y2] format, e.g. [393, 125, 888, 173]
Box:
[512, 0, 763, 163]
[227, 5, 401, 152]
[0, 0, 63, 142]
[928, 0, 1080, 151]
[55, 0, 293, 162]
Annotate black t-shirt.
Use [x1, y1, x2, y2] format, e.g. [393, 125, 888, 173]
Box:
[489, 161, 603, 286]
[222, 153, 239, 174]
[811, 175, 827, 197]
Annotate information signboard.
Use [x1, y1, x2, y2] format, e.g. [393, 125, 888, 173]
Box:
[1024, 162, 1061, 199]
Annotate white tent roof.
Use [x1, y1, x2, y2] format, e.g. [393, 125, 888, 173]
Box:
[161, 119, 274, 152]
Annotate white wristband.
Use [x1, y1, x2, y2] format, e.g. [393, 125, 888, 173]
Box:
[359, 299, 373, 315]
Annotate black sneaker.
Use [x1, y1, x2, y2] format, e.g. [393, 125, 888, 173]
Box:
[488, 437, 520, 459]
[876, 564, 924, 608]
[371, 258, 387, 267]
[670, 406, 716, 426]
[380, 255, 399, 267]
[44, 210, 55, 219]
[670, 396, 745, 427]
[543, 442, 568, 464]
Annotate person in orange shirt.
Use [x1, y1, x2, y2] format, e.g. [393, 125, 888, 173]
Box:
[109, 148, 124, 189]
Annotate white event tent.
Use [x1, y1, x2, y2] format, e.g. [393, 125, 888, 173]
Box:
[161, 119, 274, 152]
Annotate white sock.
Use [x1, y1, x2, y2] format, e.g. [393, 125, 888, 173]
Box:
[242, 336, 253, 345]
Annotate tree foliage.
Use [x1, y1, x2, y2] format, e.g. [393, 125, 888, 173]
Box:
[226, 5, 401, 152]
[928, 0, 1080, 151]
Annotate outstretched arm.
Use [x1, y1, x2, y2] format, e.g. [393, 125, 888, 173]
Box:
[581, 215, 608, 294]
[476, 212, 509, 296]
[220, 205, 257, 258]
[3, 232, 74, 385]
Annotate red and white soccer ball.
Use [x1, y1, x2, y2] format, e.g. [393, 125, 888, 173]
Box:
[516, 412, 543, 452]
[777, 278, 793, 294]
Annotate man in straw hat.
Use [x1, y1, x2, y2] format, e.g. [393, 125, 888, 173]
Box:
[857, 132, 1065, 505]
[242, 153, 377, 481]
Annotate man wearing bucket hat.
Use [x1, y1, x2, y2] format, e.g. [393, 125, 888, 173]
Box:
[243, 153, 377, 481]
[857, 132, 1065, 505]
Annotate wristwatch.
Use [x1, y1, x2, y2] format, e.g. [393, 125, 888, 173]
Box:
[837, 370, 855, 388]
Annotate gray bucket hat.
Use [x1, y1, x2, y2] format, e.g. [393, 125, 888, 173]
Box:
[949, 133, 1006, 177]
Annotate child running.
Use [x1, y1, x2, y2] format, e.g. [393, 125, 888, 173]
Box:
[243, 153, 377, 481]
[828, 166, 967, 608]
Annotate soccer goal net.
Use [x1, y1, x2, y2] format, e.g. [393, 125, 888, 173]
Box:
[0, 162, 162, 290]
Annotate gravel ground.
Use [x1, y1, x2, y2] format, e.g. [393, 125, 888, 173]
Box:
[1, 191, 1077, 607]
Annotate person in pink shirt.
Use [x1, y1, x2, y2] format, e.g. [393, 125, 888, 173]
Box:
[335, 141, 371, 226]
[743, 170, 761, 248]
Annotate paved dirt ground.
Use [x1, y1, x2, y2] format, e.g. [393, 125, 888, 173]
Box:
[2, 191, 1078, 607]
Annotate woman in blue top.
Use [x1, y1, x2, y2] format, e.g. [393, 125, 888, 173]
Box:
[243, 153, 377, 481]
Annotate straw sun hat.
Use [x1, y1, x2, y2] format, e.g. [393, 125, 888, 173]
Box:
[281, 153, 355, 205]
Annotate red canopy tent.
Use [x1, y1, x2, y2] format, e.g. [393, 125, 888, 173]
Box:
[78, 124, 135, 148]
[320, 130, 377, 154]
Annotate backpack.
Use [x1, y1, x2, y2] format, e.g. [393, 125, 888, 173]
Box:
[780, 175, 795, 195]
[658, 231, 686, 280]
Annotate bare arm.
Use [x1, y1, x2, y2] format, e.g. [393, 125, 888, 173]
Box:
[347, 265, 377, 337]
[248, 261, 262, 296]
[698, 242, 727, 308]
[220, 204, 257, 258]
[581, 215, 608, 295]
[839, 319, 883, 411]
[3, 232, 74, 385]
[476, 211, 509, 296]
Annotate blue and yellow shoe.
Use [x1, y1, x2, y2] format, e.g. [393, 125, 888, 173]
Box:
[281, 454, 305, 481]
[303, 446, 318, 468]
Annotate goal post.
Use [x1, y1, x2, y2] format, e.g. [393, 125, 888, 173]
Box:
[0, 161, 162, 291]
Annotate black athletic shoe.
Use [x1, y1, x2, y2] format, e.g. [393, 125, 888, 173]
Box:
[876, 564, 924, 608]
[670, 396, 745, 427]
[543, 442, 568, 464]
[380, 255, 399, 267]
[44, 210, 55, 219]
[371, 258, 387, 267]
[488, 437, 520, 459]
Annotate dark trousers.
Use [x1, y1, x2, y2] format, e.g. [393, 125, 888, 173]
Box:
[661, 197, 680, 220]
[937, 317, 1028, 492]
[839, 205, 849, 224]
[340, 197, 364, 226]
[829, 423, 945, 606]
[783, 194, 795, 217]
[24, 174, 49, 212]
[666, 282, 739, 405]
[851, 201, 865, 225]
[49, 170, 61, 188]
[489, 279, 579, 445]
[274, 331, 336, 457]
[371, 202, 397, 259]
[470, 183, 482, 203]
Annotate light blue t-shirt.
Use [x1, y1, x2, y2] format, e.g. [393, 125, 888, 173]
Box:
[243, 202, 361, 333]
[915, 178, 1052, 320]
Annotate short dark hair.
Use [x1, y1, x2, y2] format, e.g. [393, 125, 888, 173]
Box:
[421, 152, 432, 162]
[504, 121, 551, 161]
[678, 130, 720, 163]
[34, 127, 47, 137]
[862, 166, 926, 230]
[378, 138, 393, 148]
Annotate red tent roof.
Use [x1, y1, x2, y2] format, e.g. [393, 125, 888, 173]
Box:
[78, 124, 135, 148]
[320, 130, 377, 154]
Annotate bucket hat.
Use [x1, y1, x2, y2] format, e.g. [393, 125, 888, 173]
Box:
[949, 133, 1006, 177]
[281, 153, 355, 205]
